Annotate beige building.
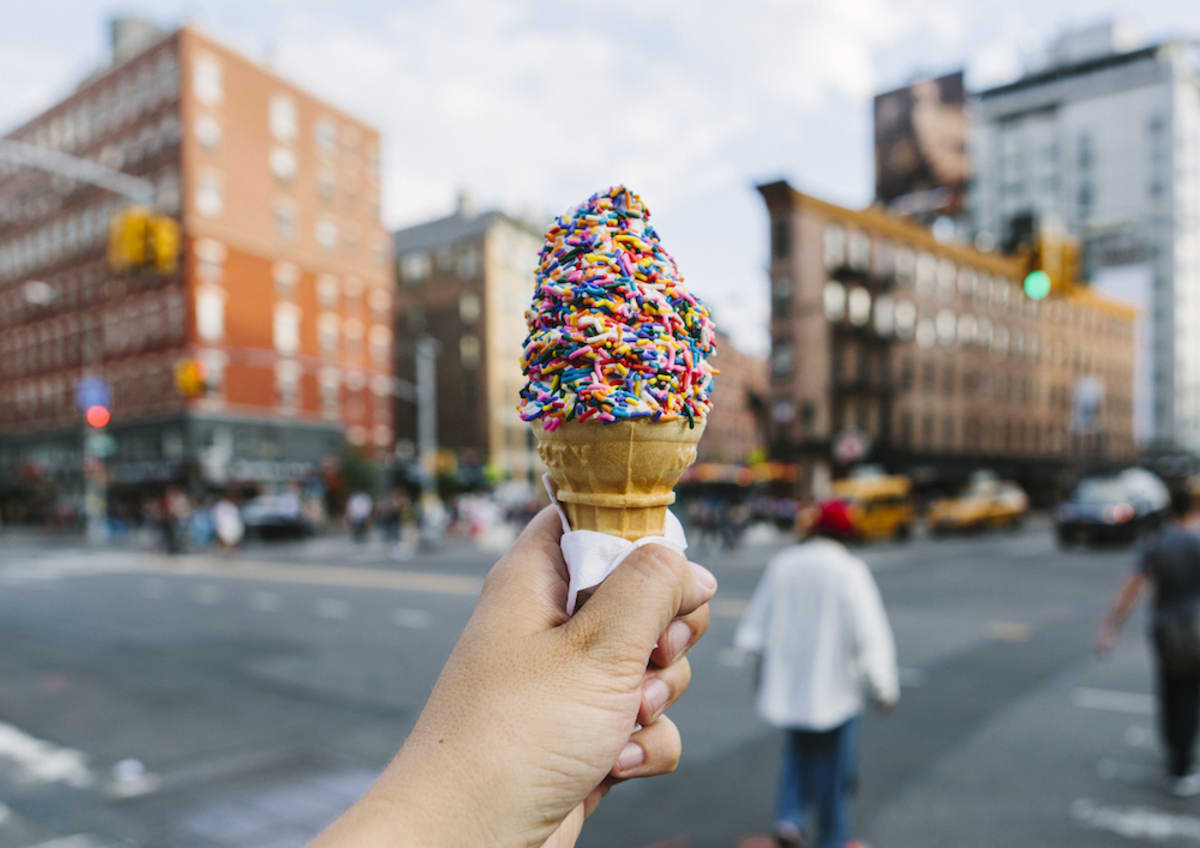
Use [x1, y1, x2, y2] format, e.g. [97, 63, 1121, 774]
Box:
[393, 197, 542, 481]
[758, 180, 1136, 495]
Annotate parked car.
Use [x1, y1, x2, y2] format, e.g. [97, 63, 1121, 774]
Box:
[1055, 469, 1170, 547]
[928, 479, 1029, 534]
[242, 492, 313, 540]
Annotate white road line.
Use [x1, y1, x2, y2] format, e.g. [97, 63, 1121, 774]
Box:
[249, 590, 282, 613]
[0, 722, 93, 788]
[1073, 687, 1155, 715]
[1072, 798, 1200, 841]
[316, 598, 350, 619]
[393, 608, 432, 629]
[191, 584, 221, 605]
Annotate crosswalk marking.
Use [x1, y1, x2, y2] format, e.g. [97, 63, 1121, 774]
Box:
[249, 590, 282, 612]
[1073, 687, 1155, 715]
[315, 598, 349, 619]
[393, 608, 432, 629]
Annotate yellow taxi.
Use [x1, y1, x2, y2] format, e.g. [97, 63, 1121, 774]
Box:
[927, 479, 1028, 534]
[828, 472, 917, 542]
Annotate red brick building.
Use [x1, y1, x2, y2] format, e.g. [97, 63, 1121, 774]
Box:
[697, 330, 767, 464]
[0, 21, 393, 510]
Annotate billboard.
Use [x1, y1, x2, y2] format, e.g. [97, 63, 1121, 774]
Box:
[873, 71, 969, 218]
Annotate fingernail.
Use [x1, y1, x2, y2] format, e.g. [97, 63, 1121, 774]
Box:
[644, 677, 671, 716]
[617, 741, 644, 771]
[689, 561, 717, 593]
[666, 619, 692, 660]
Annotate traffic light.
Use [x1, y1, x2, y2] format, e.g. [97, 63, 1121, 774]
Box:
[174, 358, 207, 398]
[1021, 224, 1081, 301]
[148, 214, 180, 273]
[85, 404, 111, 428]
[107, 206, 149, 271]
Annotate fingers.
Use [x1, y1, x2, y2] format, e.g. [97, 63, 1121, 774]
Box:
[476, 507, 569, 629]
[649, 602, 710, 669]
[637, 657, 690, 726]
[566, 546, 717, 664]
[610, 714, 682, 779]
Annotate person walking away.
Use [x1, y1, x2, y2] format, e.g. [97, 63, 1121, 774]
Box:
[1098, 485, 1200, 796]
[347, 491, 373, 544]
[212, 493, 244, 554]
[735, 500, 899, 848]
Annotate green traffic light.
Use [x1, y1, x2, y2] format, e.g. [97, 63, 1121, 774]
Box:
[1024, 270, 1051, 300]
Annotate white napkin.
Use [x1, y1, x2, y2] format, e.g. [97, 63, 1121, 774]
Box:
[543, 474, 688, 614]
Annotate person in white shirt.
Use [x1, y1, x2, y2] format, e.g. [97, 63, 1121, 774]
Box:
[735, 499, 899, 848]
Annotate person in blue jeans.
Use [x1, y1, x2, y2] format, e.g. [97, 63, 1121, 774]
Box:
[736, 499, 899, 847]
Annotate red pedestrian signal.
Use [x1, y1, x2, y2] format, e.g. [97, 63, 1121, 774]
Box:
[85, 405, 111, 428]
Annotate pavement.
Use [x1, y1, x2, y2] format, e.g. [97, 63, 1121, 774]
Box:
[0, 520, 1192, 847]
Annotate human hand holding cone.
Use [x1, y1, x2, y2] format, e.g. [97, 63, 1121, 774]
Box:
[519, 186, 717, 552]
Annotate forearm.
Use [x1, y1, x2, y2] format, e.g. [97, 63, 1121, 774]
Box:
[1103, 574, 1147, 632]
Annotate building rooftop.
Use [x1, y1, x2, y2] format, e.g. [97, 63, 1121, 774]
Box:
[977, 42, 1178, 100]
[392, 203, 541, 255]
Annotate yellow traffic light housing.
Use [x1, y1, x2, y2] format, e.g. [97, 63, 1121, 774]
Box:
[107, 206, 150, 271]
[149, 214, 181, 273]
[174, 359, 208, 398]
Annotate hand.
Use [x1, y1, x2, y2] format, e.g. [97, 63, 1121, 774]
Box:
[874, 697, 897, 715]
[313, 506, 716, 848]
[1096, 624, 1118, 657]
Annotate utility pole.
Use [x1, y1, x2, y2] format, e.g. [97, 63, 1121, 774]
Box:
[414, 335, 438, 500]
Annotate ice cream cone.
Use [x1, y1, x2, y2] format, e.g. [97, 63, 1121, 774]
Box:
[534, 418, 706, 541]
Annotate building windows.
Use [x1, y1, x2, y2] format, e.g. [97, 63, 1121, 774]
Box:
[894, 300, 916, 340]
[915, 253, 936, 298]
[198, 350, 226, 398]
[847, 287, 871, 327]
[193, 54, 222, 105]
[369, 325, 392, 363]
[936, 309, 956, 348]
[459, 291, 481, 324]
[368, 286, 391, 316]
[847, 230, 870, 270]
[273, 303, 301, 355]
[273, 262, 299, 296]
[894, 247, 915, 286]
[821, 225, 844, 268]
[317, 170, 335, 203]
[771, 340, 794, 377]
[770, 274, 793, 317]
[316, 218, 338, 250]
[195, 114, 221, 149]
[873, 295, 894, 336]
[916, 318, 936, 349]
[318, 312, 340, 355]
[268, 94, 298, 142]
[319, 367, 340, 419]
[196, 170, 223, 217]
[317, 275, 339, 308]
[274, 199, 296, 240]
[957, 313, 977, 345]
[270, 147, 297, 182]
[315, 117, 337, 154]
[275, 361, 301, 413]
[460, 334, 481, 368]
[822, 281, 846, 321]
[196, 286, 225, 341]
[344, 318, 364, 356]
[401, 252, 430, 285]
[772, 216, 792, 260]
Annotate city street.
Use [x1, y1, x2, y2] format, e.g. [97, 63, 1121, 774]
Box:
[0, 522, 1193, 847]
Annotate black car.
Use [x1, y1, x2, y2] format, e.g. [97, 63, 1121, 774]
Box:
[1056, 469, 1170, 547]
[242, 493, 313, 540]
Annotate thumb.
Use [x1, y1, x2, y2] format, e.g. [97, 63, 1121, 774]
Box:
[565, 544, 716, 665]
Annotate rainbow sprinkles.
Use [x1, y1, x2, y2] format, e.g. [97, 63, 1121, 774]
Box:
[518, 185, 717, 431]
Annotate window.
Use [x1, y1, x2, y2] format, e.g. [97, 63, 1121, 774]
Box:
[772, 340, 794, 377]
[369, 325, 391, 362]
[269, 95, 297, 141]
[194, 55, 222, 104]
[368, 287, 391, 316]
[823, 281, 846, 321]
[317, 170, 335, 203]
[936, 309, 956, 347]
[894, 300, 916, 340]
[772, 216, 791, 260]
[459, 291, 481, 323]
[894, 247, 915, 285]
[873, 296, 893, 336]
[319, 367, 340, 418]
[456, 245, 481, 277]
[316, 218, 338, 250]
[196, 171, 222, 217]
[344, 318, 364, 355]
[274, 303, 301, 355]
[317, 275, 339, 307]
[270, 147, 297, 181]
[916, 318, 936, 349]
[273, 262, 299, 296]
[915, 253, 936, 298]
[315, 117, 337, 153]
[401, 252, 430, 285]
[822, 225, 844, 268]
[848, 230, 870, 270]
[195, 114, 220, 149]
[274, 199, 296, 240]
[460, 334, 481, 368]
[275, 361, 301, 412]
[196, 286, 225, 341]
[957, 313, 977, 344]
[318, 312, 339, 354]
[847, 287, 871, 326]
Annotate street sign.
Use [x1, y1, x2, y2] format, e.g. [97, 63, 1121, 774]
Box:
[75, 377, 112, 413]
[834, 430, 870, 465]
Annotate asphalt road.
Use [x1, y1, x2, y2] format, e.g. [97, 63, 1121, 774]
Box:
[0, 522, 1191, 847]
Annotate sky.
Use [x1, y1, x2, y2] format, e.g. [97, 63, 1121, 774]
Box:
[3, 1, 1198, 355]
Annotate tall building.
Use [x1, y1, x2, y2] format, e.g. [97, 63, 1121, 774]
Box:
[759, 180, 1136, 497]
[970, 23, 1200, 448]
[697, 330, 767, 464]
[0, 20, 393, 513]
[392, 196, 542, 482]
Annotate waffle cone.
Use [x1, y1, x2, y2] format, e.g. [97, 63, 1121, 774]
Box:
[533, 418, 706, 541]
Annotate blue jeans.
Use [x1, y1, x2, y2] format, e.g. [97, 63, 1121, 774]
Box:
[775, 717, 859, 848]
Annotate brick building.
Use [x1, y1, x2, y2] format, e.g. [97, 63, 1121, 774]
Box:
[758, 180, 1136, 496]
[392, 196, 542, 482]
[0, 21, 393, 509]
[697, 330, 767, 464]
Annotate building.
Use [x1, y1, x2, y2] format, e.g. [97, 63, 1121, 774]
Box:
[759, 180, 1137, 497]
[392, 195, 542, 483]
[0, 20, 393, 513]
[697, 330, 767, 464]
[970, 23, 1200, 448]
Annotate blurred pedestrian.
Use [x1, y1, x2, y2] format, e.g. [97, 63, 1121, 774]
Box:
[1098, 485, 1200, 796]
[347, 490, 373, 543]
[189, 498, 215, 550]
[212, 493, 243, 553]
[735, 499, 899, 848]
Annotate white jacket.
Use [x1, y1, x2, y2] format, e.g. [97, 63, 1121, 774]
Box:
[734, 538, 899, 730]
